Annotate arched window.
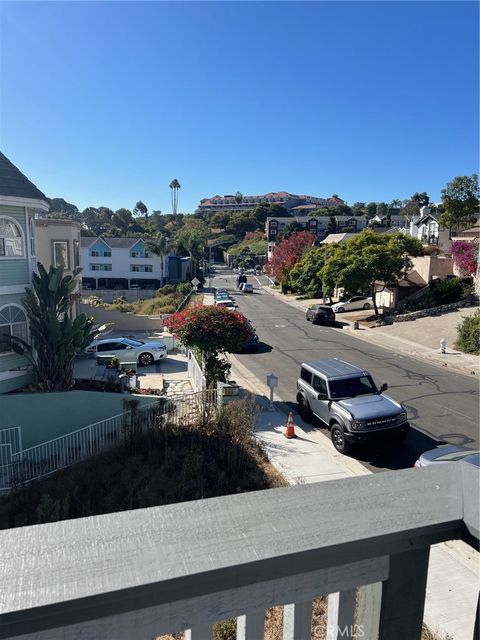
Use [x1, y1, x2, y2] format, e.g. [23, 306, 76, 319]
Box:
[0, 217, 24, 257]
[0, 305, 28, 354]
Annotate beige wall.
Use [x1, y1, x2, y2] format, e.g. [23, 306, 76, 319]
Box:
[34, 218, 82, 317]
[409, 255, 454, 285]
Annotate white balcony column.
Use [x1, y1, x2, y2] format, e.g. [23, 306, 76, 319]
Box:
[326, 589, 356, 640]
[283, 600, 312, 640]
[236, 610, 264, 639]
[185, 621, 212, 639]
[356, 582, 382, 640]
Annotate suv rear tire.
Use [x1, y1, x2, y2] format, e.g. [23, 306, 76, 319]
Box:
[298, 396, 313, 423]
[330, 423, 351, 454]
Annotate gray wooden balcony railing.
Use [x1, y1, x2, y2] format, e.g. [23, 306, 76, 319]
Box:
[0, 464, 478, 640]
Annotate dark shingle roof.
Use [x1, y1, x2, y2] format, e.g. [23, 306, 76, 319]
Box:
[0, 152, 47, 200]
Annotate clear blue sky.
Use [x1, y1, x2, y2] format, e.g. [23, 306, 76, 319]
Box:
[1, 1, 478, 213]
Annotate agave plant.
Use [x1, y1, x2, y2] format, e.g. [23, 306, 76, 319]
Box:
[0, 263, 98, 391]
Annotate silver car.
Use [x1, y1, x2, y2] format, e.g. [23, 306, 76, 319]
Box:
[86, 337, 167, 366]
[414, 445, 480, 468]
[331, 295, 373, 313]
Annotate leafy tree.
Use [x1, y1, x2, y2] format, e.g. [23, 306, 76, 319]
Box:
[133, 200, 148, 218]
[331, 203, 353, 216]
[365, 202, 377, 219]
[352, 202, 366, 216]
[265, 231, 315, 284]
[390, 199, 402, 209]
[48, 198, 80, 221]
[234, 191, 243, 204]
[287, 247, 327, 297]
[225, 212, 259, 237]
[440, 175, 479, 231]
[165, 306, 252, 386]
[455, 310, 480, 355]
[169, 179, 181, 215]
[175, 218, 209, 276]
[0, 264, 97, 391]
[400, 199, 421, 219]
[320, 230, 424, 315]
[210, 211, 231, 229]
[282, 220, 306, 239]
[450, 240, 478, 276]
[376, 202, 388, 217]
[326, 216, 337, 234]
[410, 192, 430, 207]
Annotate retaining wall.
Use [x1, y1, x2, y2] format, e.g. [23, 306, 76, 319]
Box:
[390, 298, 477, 323]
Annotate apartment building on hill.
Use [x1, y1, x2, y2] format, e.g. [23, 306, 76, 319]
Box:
[196, 192, 344, 215]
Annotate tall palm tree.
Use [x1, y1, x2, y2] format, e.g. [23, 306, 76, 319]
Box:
[144, 233, 169, 283]
[169, 179, 181, 215]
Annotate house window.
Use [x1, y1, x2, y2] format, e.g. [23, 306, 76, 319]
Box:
[90, 250, 100, 257]
[0, 218, 23, 257]
[103, 250, 112, 257]
[130, 251, 142, 258]
[0, 305, 28, 354]
[73, 240, 80, 268]
[90, 264, 112, 271]
[53, 241, 69, 268]
[29, 219, 36, 257]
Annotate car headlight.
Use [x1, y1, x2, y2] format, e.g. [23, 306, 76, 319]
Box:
[351, 420, 364, 430]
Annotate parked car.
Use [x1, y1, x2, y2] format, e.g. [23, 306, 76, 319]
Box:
[414, 445, 480, 469]
[215, 288, 229, 297]
[215, 300, 237, 310]
[306, 304, 336, 325]
[296, 358, 409, 454]
[331, 295, 373, 313]
[242, 283, 254, 293]
[86, 337, 167, 366]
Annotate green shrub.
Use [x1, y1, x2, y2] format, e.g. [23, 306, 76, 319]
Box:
[113, 296, 126, 304]
[454, 310, 480, 354]
[157, 284, 176, 295]
[431, 277, 464, 305]
[176, 282, 193, 296]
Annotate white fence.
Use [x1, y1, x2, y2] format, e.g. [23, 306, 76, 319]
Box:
[0, 390, 220, 491]
[187, 350, 207, 391]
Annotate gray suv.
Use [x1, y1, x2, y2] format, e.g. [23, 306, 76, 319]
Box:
[296, 358, 409, 454]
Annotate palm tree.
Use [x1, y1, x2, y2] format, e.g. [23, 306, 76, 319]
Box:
[0, 264, 97, 391]
[235, 191, 243, 205]
[169, 179, 181, 215]
[144, 233, 169, 283]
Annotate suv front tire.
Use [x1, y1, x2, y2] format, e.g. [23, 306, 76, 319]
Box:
[330, 423, 351, 454]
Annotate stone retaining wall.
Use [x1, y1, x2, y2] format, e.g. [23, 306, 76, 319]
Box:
[390, 298, 477, 323]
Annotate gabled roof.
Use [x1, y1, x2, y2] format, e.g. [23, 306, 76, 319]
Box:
[0, 152, 47, 201]
[81, 236, 142, 249]
[321, 233, 356, 244]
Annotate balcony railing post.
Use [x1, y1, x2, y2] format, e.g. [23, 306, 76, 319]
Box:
[283, 601, 312, 640]
[237, 610, 264, 639]
[326, 589, 356, 640]
[378, 548, 430, 640]
[185, 622, 212, 639]
[356, 582, 382, 640]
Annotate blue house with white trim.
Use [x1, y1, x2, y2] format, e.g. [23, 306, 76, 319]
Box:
[0, 152, 49, 394]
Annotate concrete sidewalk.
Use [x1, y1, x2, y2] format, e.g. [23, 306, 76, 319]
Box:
[230, 355, 480, 640]
[258, 283, 479, 377]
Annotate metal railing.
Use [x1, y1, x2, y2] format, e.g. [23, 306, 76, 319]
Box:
[0, 463, 477, 640]
[0, 390, 221, 491]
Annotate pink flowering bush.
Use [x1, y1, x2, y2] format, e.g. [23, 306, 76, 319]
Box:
[450, 240, 478, 276]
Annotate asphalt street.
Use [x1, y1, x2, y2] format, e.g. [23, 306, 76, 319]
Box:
[210, 266, 480, 472]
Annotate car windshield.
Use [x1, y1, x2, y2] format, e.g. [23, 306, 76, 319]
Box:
[329, 375, 377, 398]
[122, 338, 144, 347]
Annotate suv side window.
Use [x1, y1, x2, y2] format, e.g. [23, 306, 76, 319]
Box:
[300, 367, 312, 385]
[313, 375, 327, 395]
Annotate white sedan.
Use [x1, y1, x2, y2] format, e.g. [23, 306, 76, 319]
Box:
[331, 295, 373, 313]
[86, 337, 167, 366]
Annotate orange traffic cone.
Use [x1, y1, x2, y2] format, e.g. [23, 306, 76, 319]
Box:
[284, 412, 298, 439]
